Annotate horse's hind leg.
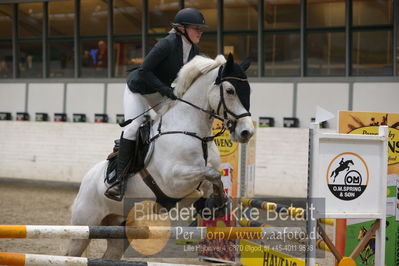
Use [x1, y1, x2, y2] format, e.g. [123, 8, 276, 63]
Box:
[65, 209, 101, 256]
[102, 214, 128, 260]
[66, 239, 91, 257]
[66, 199, 104, 257]
[65, 212, 101, 257]
[103, 239, 129, 260]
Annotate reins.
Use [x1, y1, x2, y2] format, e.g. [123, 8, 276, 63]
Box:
[177, 98, 225, 122]
[119, 99, 168, 127]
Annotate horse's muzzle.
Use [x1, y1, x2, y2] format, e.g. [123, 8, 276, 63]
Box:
[235, 128, 254, 143]
[240, 129, 252, 140]
[234, 117, 254, 143]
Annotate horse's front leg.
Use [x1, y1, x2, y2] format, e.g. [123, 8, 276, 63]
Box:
[156, 164, 221, 200]
[173, 164, 227, 199]
[202, 142, 226, 199]
[170, 164, 227, 200]
[203, 168, 228, 200]
[168, 164, 227, 217]
[178, 164, 229, 214]
[203, 166, 223, 182]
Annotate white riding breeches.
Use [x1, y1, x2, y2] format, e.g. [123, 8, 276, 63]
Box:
[122, 85, 166, 140]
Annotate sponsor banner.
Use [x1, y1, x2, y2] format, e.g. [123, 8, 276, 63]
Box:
[240, 240, 305, 266]
[338, 110, 399, 202]
[338, 111, 399, 174]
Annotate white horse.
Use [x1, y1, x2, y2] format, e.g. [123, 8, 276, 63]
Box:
[66, 54, 254, 259]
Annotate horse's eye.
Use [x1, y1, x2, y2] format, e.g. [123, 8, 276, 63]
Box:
[226, 88, 235, 95]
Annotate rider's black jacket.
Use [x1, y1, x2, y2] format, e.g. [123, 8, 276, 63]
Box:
[126, 33, 199, 96]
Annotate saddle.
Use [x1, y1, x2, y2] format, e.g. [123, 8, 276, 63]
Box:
[104, 120, 153, 185]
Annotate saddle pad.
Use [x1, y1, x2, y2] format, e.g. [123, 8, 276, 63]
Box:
[104, 120, 155, 186]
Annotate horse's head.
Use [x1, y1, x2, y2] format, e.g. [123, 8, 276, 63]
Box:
[209, 53, 254, 143]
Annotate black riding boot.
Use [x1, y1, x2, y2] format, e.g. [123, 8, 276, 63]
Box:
[104, 137, 136, 201]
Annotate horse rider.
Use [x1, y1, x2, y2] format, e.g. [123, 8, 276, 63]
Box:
[105, 8, 208, 201]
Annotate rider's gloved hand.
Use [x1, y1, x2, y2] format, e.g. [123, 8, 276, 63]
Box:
[159, 86, 177, 100]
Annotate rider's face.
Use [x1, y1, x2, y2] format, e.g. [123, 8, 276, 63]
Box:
[185, 26, 204, 44]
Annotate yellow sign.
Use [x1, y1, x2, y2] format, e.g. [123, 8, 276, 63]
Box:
[349, 127, 399, 165]
[240, 240, 305, 266]
[212, 120, 239, 197]
[212, 121, 239, 156]
[339, 111, 399, 174]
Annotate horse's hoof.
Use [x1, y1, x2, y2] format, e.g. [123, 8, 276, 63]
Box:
[104, 190, 124, 201]
[105, 194, 124, 201]
[204, 168, 221, 181]
[202, 197, 231, 219]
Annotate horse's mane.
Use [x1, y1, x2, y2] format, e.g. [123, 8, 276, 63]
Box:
[174, 54, 226, 98]
[158, 54, 226, 115]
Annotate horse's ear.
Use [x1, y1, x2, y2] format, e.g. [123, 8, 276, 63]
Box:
[223, 53, 234, 75]
[240, 57, 251, 72]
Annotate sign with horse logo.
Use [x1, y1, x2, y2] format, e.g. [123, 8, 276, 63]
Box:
[309, 123, 388, 266]
[310, 124, 387, 219]
[326, 152, 369, 201]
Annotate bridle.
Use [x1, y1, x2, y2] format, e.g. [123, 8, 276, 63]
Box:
[175, 65, 251, 133]
[213, 66, 251, 132]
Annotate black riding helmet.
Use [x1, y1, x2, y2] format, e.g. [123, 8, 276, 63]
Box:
[172, 8, 208, 44]
[173, 8, 208, 28]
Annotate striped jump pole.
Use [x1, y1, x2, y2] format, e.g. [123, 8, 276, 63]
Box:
[0, 225, 148, 239]
[316, 239, 332, 253]
[0, 225, 305, 240]
[239, 218, 331, 253]
[241, 198, 335, 226]
[239, 217, 333, 227]
[240, 198, 306, 218]
[0, 252, 147, 266]
[239, 218, 272, 228]
[319, 218, 334, 226]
